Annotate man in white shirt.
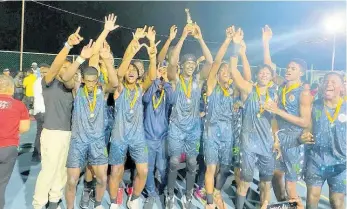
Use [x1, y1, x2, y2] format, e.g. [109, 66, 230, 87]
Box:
[32, 64, 49, 162]
[32, 62, 41, 78]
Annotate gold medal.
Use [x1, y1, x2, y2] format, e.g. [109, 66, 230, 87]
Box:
[324, 97, 343, 126]
[282, 82, 301, 107]
[255, 84, 270, 117]
[124, 83, 139, 110]
[180, 75, 193, 99]
[257, 113, 261, 118]
[84, 85, 97, 118]
[152, 90, 165, 110]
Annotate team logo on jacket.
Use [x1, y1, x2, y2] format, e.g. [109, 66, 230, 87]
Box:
[338, 114, 347, 123]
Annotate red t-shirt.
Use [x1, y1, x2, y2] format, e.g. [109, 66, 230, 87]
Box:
[0, 94, 29, 147]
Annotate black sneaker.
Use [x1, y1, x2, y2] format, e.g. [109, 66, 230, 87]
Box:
[79, 189, 92, 209]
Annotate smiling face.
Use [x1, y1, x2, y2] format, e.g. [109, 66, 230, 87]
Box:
[218, 63, 230, 84]
[323, 73, 344, 100]
[182, 61, 197, 77]
[285, 62, 304, 81]
[125, 64, 139, 84]
[257, 67, 273, 86]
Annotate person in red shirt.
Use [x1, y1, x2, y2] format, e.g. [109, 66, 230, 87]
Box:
[0, 74, 30, 209]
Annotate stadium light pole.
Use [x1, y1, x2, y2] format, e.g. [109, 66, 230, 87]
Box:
[20, 0, 25, 72]
[324, 14, 344, 71]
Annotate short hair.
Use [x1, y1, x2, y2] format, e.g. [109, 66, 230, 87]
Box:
[39, 63, 50, 68]
[254, 64, 274, 77]
[0, 75, 14, 93]
[82, 66, 99, 77]
[181, 54, 197, 64]
[323, 72, 344, 84]
[289, 58, 307, 72]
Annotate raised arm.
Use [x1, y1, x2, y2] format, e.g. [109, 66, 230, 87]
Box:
[100, 42, 118, 91]
[157, 25, 177, 63]
[262, 25, 284, 85]
[60, 40, 95, 85]
[192, 23, 213, 80]
[206, 26, 234, 96]
[142, 26, 160, 91]
[167, 24, 194, 81]
[44, 27, 83, 85]
[230, 29, 253, 99]
[239, 40, 252, 82]
[89, 14, 119, 69]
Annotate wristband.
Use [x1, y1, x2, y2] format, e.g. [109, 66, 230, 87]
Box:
[64, 42, 73, 50]
[231, 43, 241, 57]
[76, 56, 85, 65]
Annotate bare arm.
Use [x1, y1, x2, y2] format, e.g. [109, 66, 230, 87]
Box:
[19, 119, 30, 133]
[270, 90, 313, 128]
[206, 27, 233, 96]
[193, 24, 213, 80]
[167, 24, 194, 81]
[60, 40, 95, 84]
[239, 40, 252, 82]
[157, 25, 177, 63]
[100, 42, 118, 90]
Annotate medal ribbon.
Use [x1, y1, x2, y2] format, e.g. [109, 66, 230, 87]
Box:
[152, 89, 165, 110]
[282, 82, 301, 107]
[255, 83, 270, 116]
[84, 85, 97, 114]
[180, 75, 193, 99]
[124, 83, 139, 109]
[324, 97, 343, 125]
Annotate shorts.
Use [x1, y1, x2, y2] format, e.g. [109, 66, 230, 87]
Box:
[168, 123, 201, 158]
[305, 156, 346, 194]
[66, 138, 108, 168]
[276, 144, 305, 182]
[204, 139, 232, 166]
[240, 149, 275, 182]
[109, 137, 148, 165]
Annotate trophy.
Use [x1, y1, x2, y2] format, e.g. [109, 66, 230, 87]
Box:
[185, 8, 193, 25]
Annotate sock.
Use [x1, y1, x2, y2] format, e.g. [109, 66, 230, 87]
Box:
[130, 194, 139, 201]
[236, 194, 246, 209]
[47, 202, 59, 209]
[84, 180, 93, 190]
[206, 194, 213, 205]
[94, 201, 101, 207]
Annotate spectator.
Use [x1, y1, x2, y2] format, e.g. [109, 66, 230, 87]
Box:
[31, 62, 41, 78]
[22, 69, 36, 111]
[13, 71, 24, 101]
[2, 69, 11, 78]
[0, 75, 30, 209]
[32, 64, 49, 162]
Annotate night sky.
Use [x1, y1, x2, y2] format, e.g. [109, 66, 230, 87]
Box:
[0, 1, 346, 70]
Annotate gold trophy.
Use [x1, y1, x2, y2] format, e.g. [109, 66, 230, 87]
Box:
[185, 8, 193, 25]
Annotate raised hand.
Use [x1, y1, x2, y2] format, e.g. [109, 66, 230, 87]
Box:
[67, 27, 84, 46]
[232, 28, 244, 44]
[132, 25, 147, 41]
[239, 40, 247, 55]
[262, 25, 272, 42]
[100, 41, 113, 60]
[192, 23, 203, 40]
[197, 56, 205, 65]
[182, 24, 195, 38]
[144, 40, 161, 58]
[104, 13, 119, 32]
[169, 25, 178, 41]
[226, 26, 235, 40]
[146, 26, 156, 43]
[80, 39, 95, 59]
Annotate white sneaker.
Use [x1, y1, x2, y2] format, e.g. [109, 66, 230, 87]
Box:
[110, 203, 121, 209]
[94, 205, 105, 209]
[127, 196, 141, 209]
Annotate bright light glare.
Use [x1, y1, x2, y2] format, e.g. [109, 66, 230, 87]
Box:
[324, 15, 345, 33]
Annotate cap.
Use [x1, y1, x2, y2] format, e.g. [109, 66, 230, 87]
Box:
[31, 62, 38, 66]
[3, 68, 9, 73]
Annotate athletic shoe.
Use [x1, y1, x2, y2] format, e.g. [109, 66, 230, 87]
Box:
[109, 203, 121, 209]
[143, 196, 156, 209]
[194, 187, 206, 205]
[165, 195, 175, 209]
[127, 195, 140, 209]
[182, 195, 194, 209]
[79, 189, 92, 208]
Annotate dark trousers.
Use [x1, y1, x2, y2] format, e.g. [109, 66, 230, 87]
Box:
[22, 96, 34, 110]
[0, 146, 18, 209]
[33, 113, 44, 156]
